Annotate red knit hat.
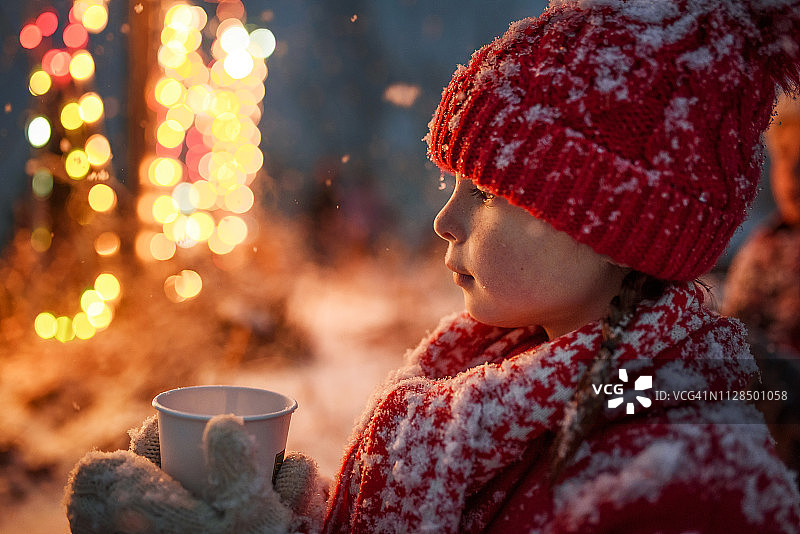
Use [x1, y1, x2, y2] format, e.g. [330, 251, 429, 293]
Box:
[427, 0, 800, 281]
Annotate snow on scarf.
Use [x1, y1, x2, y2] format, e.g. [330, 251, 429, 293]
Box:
[323, 282, 756, 533]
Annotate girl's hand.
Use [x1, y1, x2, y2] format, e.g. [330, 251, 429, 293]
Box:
[65, 414, 325, 533]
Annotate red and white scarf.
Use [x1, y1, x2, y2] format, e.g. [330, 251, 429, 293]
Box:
[323, 282, 756, 533]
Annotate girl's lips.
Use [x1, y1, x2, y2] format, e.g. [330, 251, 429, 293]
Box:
[453, 272, 474, 287]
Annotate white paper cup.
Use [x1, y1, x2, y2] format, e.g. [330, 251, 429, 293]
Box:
[152, 385, 297, 497]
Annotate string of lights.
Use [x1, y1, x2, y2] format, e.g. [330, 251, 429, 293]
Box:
[138, 1, 275, 303]
[22, 0, 122, 342]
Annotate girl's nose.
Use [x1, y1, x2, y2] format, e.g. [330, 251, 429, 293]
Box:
[434, 191, 463, 243]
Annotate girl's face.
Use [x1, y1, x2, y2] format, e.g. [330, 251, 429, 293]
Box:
[434, 175, 627, 339]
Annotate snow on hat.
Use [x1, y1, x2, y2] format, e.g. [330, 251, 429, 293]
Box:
[427, 0, 800, 281]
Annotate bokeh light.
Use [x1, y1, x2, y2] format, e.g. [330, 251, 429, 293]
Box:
[55, 316, 75, 343]
[20, 24, 43, 49]
[94, 273, 121, 301]
[32, 169, 54, 198]
[64, 23, 89, 49]
[166, 104, 194, 130]
[220, 24, 249, 53]
[186, 211, 215, 241]
[72, 312, 96, 339]
[176, 269, 202, 299]
[153, 195, 179, 224]
[69, 50, 95, 80]
[191, 180, 217, 209]
[224, 185, 254, 213]
[164, 269, 203, 302]
[29, 70, 52, 96]
[86, 303, 112, 329]
[82, 4, 109, 33]
[27, 116, 52, 148]
[31, 226, 53, 252]
[80, 289, 104, 317]
[78, 92, 104, 123]
[154, 77, 185, 107]
[85, 134, 111, 166]
[150, 232, 177, 261]
[249, 28, 276, 59]
[234, 144, 263, 173]
[34, 312, 58, 339]
[36, 11, 59, 37]
[88, 183, 116, 212]
[172, 182, 199, 213]
[61, 102, 84, 130]
[65, 149, 91, 179]
[43, 49, 71, 77]
[164, 4, 194, 29]
[94, 232, 120, 256]
[216, 2, 245, 23]
[148, 157, 183, 187]
[156, 119, 185, 148]
[223, 50, 254, 80]
[217, 215, 248, 245]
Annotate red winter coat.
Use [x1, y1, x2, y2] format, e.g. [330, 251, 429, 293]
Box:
[322, 283, 800, 533]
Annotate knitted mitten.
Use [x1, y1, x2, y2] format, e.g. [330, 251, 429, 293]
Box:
[127, 414, 161, 466]
[65, 414, 325, 533]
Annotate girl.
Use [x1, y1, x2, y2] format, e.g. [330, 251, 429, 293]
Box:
[67, 0, 800, 532]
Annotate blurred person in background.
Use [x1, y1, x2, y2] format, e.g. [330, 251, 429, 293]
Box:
[724, 93, 800, 356]
[723, 92, 800, 487]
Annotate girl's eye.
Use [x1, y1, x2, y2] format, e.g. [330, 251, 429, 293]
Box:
[470, 187, 495, 204]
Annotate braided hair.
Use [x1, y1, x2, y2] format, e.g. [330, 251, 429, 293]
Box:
[550, 270, 666, 483]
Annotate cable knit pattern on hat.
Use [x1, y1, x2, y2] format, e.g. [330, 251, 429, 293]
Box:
[427, 0, 800, 280]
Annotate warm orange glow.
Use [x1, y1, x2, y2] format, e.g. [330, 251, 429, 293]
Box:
[94, 232, 120, 256]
